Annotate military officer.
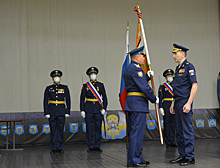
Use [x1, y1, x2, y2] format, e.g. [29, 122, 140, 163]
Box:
[44, 70, 71, 154]
[123, 46, 159, 167]
[80, 67, 108, 152]
[169, 44, 198, 166]
[158, 69, 177, 148]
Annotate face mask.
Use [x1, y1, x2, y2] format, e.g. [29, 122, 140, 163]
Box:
[167, 77, 173, 83]
[90, 74, 97, 81]
[54, 77, 60, 84]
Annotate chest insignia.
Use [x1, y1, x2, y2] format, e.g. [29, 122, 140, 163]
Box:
[138, 71, 143, 77]
[49, 88, 54, 92]
[58, 89, 64, 93]
[179, 69, 185, 73]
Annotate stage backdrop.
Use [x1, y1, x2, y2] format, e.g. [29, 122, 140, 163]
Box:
[0, 109, 219, 148]
[0, 0, 219, 114]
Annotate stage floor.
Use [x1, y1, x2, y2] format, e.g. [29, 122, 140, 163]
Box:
[0, 138, 220, 168]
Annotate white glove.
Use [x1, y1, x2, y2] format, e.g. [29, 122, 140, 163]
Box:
[159, 108, 165, 116]
[81, 111, 85, 118]
[65, 114, 70, 117]
[101, 109, 105, 115]
[147, 70, 154, 77]
[155, 96, 159, 104]
[45, 114, 50, 119]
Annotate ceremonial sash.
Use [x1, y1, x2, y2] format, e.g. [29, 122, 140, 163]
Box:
[86, 82, 103, 107]
[163, 83, 174, 96]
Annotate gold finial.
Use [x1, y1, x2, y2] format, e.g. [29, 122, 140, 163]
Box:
[137, 3, 140, 10]
[127, 21, 129, 30]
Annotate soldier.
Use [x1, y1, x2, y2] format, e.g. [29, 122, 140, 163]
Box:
[158, 69, 177, 148]
[44, 70, 71, 154]
[80, 67, 108, 152]
[169, 44, 198, 166]
[123, 46, 159, 167]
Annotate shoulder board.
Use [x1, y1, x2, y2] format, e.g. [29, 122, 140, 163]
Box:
[186, 62, 191, 65]
[134, 63, 141, 68]
[96, 81, 103, 84]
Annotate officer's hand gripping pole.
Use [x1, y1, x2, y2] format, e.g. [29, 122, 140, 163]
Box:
[134, 4, 163, 144]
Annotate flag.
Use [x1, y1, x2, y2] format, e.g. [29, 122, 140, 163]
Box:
[135, 9, 148, 74]
[119, 22, 129, 113]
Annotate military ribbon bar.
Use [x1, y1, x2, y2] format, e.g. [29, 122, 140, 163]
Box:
[86, 82, 103, 107]
[163, 83, 174, 96]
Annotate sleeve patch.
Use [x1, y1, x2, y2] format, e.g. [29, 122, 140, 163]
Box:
[138, 71, 143, 77]
[189, 70, 195, 76]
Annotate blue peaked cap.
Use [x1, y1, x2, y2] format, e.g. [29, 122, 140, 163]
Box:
[163, 69, 174, 77]
[86, 67, 99, 75]
[128, 46, 144, 57]
[50, 70, 62, 77]
[173, 43, 189, 53]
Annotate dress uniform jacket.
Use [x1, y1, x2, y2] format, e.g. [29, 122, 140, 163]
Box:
[172, 59, 197, 159]
[158, 83, 176, 146]
[124, 61, 156, 112]
[80, 80, 107, 112]
[44, 83, 71, 116]
[80, 80, 108, 149]
[123, 60, 156, 165]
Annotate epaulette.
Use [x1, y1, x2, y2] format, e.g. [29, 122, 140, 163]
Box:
[134, 63, 141, 68]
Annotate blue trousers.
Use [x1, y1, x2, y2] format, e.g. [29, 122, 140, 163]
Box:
[127, 112, 146, 165]
[163, 102, 176, 146]
[174, 99, 194, 159]
[49, 116, 65, 151]
[85, 112, 102, 149]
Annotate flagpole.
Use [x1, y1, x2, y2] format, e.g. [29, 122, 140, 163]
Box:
[134, 4, 163, 144]
[126, 21, 129, 150]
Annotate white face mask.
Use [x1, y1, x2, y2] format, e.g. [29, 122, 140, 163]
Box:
[54, 77, 61, 84]
[90, 74, 97, 81]
[167, 77, 173, 83]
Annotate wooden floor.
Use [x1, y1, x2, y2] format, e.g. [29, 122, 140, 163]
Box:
[0, 138, 220, 168]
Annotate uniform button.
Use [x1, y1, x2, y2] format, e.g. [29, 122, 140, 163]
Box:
[56, 104, 57, 106]
[56, 96, 58, 98]
[56, 86, 57, 87]
[56, 92, 58, 94]
[56, 89, 57, 90]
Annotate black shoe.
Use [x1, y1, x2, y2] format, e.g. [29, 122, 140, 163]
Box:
[140, 160, 150, 165]
[94, 148, 103, 152]
[87, 148, 94, 153]
[127, 162, 147, 167]
[180, 158, 195, 166]
[58, 150, 64, 153]
[50, 150, 56, 154]
[169, 157, 185, 163]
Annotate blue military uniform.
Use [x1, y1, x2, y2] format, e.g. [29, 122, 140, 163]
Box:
[80, 67, 108, 151]
[172, 44, 197, 160]
[123, 46, 156, 166]
[44, 70, 71, 152]
[158, 69, 176, 147]
[217, 72, 220, 108]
